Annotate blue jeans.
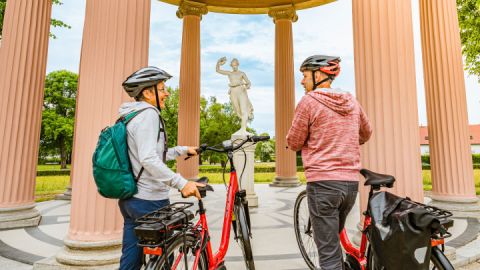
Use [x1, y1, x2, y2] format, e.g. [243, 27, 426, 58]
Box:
[118, 197, 170, 270]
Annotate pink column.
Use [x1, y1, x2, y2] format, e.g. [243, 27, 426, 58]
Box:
[176, 1, 207, 180]
[51, 0, 150, 267]
[352, 0, 424, 209]
[419, 0, 478, 204]
[0, 0, 52, 229]
[269, 6, 301, 187]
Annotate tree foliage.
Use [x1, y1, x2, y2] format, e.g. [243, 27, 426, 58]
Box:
[0, 0, 70, 39]
[40, 70, 78, 169]
[457, 0, 480, 79]
[162, 88, 259, 165]
[255, 133, 275, 162]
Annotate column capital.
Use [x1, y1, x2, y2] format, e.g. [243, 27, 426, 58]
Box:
[268, 5, 298, 23]
[176, 1, 208, 19]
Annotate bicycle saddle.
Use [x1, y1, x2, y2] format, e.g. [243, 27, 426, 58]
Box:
[360, 169, 395, 188]
[195, 176, 214, 198]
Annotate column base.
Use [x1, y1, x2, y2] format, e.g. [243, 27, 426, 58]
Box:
[246, 193, 258, 207]
[0, 204, 41, 229]
[428, 196, 480, 218]
[270, 176, 301, 187]
[33, 238, 122, 269]
[55, 186, 72, 201]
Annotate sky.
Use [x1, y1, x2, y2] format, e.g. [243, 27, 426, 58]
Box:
[46, 0, 480, 137]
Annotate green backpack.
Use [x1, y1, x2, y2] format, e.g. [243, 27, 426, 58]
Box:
[92, 109, 149, 199]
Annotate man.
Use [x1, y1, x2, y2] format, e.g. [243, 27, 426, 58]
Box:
[287, 55, 372, 270]
[118, 66, 204, 270]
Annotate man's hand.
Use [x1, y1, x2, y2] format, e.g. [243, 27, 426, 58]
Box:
[181, 181, 205, 199]
[187, 147, 198, 156]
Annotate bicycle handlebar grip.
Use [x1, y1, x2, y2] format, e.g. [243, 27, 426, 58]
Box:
[251, 135, 270, 142]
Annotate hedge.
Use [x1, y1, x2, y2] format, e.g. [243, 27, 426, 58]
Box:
[37, 170, 70, 176]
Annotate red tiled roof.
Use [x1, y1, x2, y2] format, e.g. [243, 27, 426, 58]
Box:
[419, 125, 480, 145]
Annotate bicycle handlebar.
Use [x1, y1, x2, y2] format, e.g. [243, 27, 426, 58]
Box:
[184, 135, 270, 160]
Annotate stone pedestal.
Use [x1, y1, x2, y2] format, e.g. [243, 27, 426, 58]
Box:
[428, 200, 480, 219]
[55, 185, 72, 201]
[232, 134, 258, 207]
[0, 204, 41, 229]
[34, 239, 121, 270]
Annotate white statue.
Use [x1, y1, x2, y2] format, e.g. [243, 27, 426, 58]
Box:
[216, 57, 254, 135]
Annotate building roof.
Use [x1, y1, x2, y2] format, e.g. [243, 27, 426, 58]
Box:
[159, 0, 335, 14]
[419, 125, 480, 145]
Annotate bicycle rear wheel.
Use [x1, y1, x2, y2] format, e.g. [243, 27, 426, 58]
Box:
[294, 190, 320, 270]
[234, 202, 255, 270]
[150, 235, 208, 270]
[367, 245, 454, 270]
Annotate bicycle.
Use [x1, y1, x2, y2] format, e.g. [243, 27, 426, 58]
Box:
[294, 168, 455, 270]
[134, 135, 270, 270]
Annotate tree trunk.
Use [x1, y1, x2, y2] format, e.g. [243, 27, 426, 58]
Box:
[59, 136, 67, 169]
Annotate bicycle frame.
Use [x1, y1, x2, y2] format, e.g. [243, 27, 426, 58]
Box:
[189, 155, 242, 270]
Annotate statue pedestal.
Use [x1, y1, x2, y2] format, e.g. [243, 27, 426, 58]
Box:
[231, 134, 258, 207]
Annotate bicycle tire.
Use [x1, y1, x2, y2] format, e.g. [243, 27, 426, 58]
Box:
[367, 245, 454, 270]
[294, 190, 320, 270]
[149, 235, 208, 270]
[235, 202, 256, 270]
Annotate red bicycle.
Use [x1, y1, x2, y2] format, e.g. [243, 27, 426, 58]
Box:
[134, 135, 269, 270]
[294, 169, 455, 270]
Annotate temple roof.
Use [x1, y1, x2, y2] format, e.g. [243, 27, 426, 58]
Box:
[159, 0, 336, 14]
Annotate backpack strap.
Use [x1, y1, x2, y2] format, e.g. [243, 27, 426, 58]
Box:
[120, 107, 168, 182]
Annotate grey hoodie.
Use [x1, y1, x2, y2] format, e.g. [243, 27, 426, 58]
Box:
[119, 101, 188, 201]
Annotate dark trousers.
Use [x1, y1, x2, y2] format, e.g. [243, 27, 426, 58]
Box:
[306, 180, 358, 270]
[118, 197, 170, 270]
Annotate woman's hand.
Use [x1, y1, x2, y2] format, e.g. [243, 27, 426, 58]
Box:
[181, 181, 205, 199]
[187, 146, 198, 156]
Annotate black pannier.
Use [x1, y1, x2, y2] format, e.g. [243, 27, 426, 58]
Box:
[367, 191, 441, 270]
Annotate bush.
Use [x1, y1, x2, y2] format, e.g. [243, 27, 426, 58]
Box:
[473, 154, 480, 164]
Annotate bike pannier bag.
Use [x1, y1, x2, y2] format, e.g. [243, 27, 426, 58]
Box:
[367, 191, 440, 270]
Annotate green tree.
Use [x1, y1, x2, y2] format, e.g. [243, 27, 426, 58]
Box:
[255, 133, 275, 162]
[457, 0, 480, 79]
[41, 70, 78, 169]
[0, 0, 71, 39]
[161, 88, 257, 166]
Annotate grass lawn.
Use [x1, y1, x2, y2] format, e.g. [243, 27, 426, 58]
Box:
[35, 169, 480, 202]
[35, 175, 70, 202]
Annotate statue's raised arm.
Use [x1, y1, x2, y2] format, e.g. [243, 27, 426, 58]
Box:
[216, 57, 231, 76]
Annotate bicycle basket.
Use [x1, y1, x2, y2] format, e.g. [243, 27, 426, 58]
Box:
[367, 191, 443, 270]
[134, 202, 195, 246]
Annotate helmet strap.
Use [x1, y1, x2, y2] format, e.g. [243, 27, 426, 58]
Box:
[154, 84, 162, 112]
[312, 70, 332, 89]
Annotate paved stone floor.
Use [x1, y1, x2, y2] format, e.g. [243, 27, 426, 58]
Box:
[0, 184, 479, 269]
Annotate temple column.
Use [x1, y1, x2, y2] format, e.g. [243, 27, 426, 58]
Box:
[419, 0, 478, 210]
[0, 0, 52, 229]
[34, 0, 151, 268]
[269, 6, 301, 187]
[352, 0, 424, 210]
[176, 1, 207, 180]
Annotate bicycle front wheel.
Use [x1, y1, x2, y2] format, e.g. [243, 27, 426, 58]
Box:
[234, 202, 255, 270]
[153, 235, 208, 270]
[294, 190, 319, 270]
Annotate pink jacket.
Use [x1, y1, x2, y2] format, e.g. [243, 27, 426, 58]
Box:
[286, 88, 372, 182]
